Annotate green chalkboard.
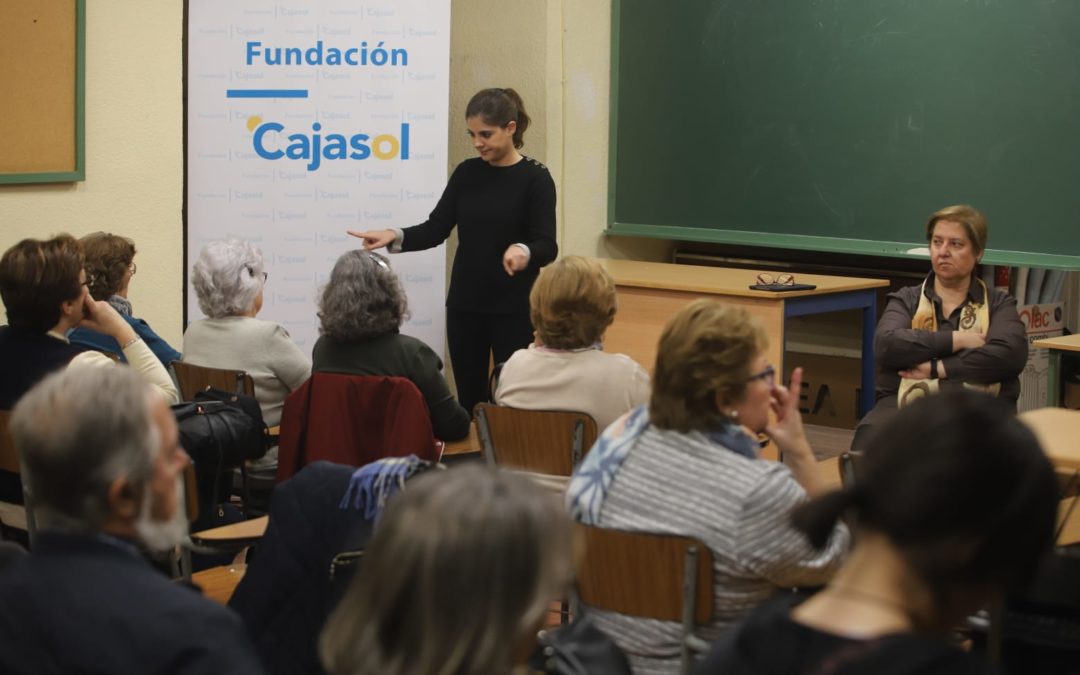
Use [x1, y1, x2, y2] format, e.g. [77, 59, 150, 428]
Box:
[608, 0, 1080, 269]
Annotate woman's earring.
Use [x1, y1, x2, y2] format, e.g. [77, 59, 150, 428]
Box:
[728, 410, 739, 419]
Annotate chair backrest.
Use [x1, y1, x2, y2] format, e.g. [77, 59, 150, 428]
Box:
[0, 410, 17, 475]
[474, 403, 599, 476]
[574, 523, 713, 625]
[0, 409, 37, 544]
[276, 373, 438, 483]
[174, 361, 255, 400]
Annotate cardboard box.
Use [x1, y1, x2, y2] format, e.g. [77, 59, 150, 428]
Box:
[783, 351, 861, 429]
[1018, 302, 1066, 412]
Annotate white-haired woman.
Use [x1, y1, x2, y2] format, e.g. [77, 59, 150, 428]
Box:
[183, 239, 311, 430]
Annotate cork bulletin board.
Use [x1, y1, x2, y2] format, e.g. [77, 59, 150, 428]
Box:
[0, 0, 85, 184]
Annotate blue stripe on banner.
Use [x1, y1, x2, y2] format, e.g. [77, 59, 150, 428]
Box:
[226, 89, 309, 98]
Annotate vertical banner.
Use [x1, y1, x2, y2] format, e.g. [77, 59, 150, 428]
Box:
[187, 1, 450, 355]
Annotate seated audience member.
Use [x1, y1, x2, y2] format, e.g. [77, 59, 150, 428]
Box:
[853, 204, 1026, 451]
[311, 250, 469, 441]
[695, 390, 1057, 674]
[230, 457, 442, 675]
[68, 232, 181, 366]
[0, 366, 265, 675]
[0, 235, 179, 410]
[183, 238, 311, 432]
[567, 299, 849, 675]
[495, 255, 650, 432]
[320, 465, 573, 675]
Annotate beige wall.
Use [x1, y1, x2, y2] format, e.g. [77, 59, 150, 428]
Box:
[0, 1, 670, 345]
[0, 0, 185, 344]
[446, 0, 671, 264]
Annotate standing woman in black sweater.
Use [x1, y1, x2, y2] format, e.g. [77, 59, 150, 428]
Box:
[349, 88, 557, 413]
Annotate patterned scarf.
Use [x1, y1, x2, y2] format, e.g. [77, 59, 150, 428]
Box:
[339, 455, 443, 520]
[108, 295, 133, 317]
[897, 276, 999, 408]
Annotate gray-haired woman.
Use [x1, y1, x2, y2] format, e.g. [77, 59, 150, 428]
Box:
[183, 239, 311, 429]
[311, 250, 470, 441]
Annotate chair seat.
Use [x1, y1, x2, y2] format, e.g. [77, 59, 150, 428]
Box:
[0, 501, 27, 532]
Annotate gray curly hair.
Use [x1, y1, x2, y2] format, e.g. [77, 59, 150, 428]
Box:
[191, 239, 266, 319]
[319, 250, 409, 341]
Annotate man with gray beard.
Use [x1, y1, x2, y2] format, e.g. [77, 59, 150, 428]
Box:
[0, 366, 265, 675]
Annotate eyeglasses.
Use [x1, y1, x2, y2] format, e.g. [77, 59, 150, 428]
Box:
[128, 262, 137, 276]
[746, 365, 776, 387]
[262, 272, 269, 282]
[755, 273, 794, 286]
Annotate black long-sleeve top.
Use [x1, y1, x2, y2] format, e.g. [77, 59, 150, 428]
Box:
[873, 273, 1027, 405]
[401, 156, 557, 314]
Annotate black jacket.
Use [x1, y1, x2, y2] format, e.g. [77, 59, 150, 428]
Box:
[0, 531, 264, 675]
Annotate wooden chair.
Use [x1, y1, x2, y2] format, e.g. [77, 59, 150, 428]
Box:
[173, 361, 255, 400]
[573, 523, 714, 675]
[473, 404, 599, 476]
[0, 410, 35, 546]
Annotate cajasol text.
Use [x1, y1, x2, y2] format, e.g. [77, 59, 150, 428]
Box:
[252, 121, 410, 171]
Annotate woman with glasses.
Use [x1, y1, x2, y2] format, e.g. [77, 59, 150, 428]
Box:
[695, 390, 1056, 675]
[68, 232, 181, 367]
[183, 238, 311, 432]
[311, 250, 470, 441]
[0, 235, 178, 502]
[566, 299, 849, 675]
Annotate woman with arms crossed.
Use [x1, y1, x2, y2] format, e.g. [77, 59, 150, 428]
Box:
[852, 205, 1026, 452]
[349, 88, 557, 413]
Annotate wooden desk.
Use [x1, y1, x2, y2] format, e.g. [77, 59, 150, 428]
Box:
[441, 422, 480, 458]
[600, 258, 887, 425]
[1032, 334, 1080, 406]
[1020, 407, 1080, 473]
[190, 515, 268, 548]
[192, 563, 247, 605]
[1019, 408, 1080, 547]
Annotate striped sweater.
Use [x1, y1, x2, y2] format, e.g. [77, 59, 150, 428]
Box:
[584, 425, 850, 675]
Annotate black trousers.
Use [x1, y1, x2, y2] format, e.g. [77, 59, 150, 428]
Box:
[446, 308, 534, 415]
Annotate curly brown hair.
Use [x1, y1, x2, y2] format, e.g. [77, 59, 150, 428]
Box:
[650, 300, 767, 432]
[80, 232, 136, 300]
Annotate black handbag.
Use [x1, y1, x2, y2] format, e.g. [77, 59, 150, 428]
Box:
[528, 615, 633, 675]
[173, 399, 265, 470]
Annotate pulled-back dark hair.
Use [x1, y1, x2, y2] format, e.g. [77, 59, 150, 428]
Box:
[793, 391, 1057, 623]
[465, 88, 531, 149]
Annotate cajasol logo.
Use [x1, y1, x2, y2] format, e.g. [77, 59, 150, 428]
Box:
[248, 116, 409, 171]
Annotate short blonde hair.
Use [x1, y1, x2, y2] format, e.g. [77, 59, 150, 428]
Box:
[925, 204, 988, 256]
[650, 300, 767, 432]
[530, 256, 617, 349]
